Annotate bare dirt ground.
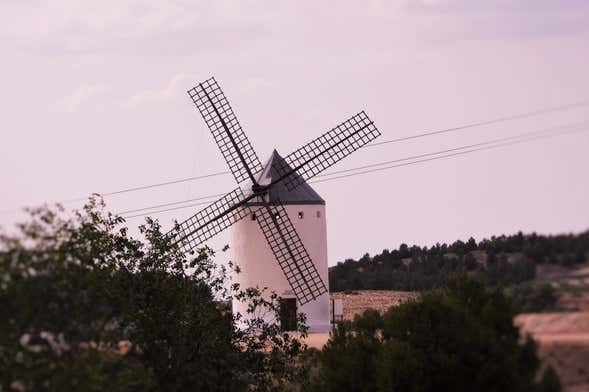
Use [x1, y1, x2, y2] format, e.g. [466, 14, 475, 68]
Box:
[516, 311, 589, 392]
[538, 344, 589, 392]
[537, 264, 589, 286]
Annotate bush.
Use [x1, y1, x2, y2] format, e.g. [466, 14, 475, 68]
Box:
[0, 199, 307, 391]
[538, 365, 561, 392]
[310, 275, 558, 392]
[509, 283, 559, 314]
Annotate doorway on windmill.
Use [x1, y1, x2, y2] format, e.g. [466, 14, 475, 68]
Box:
[279, 298, 298, 331]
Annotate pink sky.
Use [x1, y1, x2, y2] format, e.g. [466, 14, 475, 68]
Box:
[1, 1, 589, 265]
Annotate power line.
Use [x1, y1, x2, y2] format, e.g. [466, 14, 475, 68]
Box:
[61, 170, 230, 204]
[124, 120, 588, 216]
[311, 125, 589, 185]
[4, 98, 589, 215]
[115, 99, 589, 196]
[121, 121, 585, 217]
[367, 99, 589, 147]
[0, 170, 230, 215]
[117, 192, 226, 215]
[123, 200, 216, 219]
[314, 120, 589, 179]
[121, 122, 589, 219]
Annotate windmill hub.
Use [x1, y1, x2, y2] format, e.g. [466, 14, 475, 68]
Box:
[250, 183, 267, 196]
[169, 77, 381, 332]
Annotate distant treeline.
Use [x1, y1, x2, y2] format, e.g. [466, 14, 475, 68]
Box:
[329, 231, 589, 292]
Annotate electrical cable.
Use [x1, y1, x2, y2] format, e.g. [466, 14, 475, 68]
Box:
[122, 122, 583, 217]
[117, 192, 226, 215]
[313, 120, 589, 179]
[366, 99, 589, 147]
[311, 126, 589, 185]
[3, 99, 589, 216]
[121, 122, 589, 219]
[61, 170, 230, 204]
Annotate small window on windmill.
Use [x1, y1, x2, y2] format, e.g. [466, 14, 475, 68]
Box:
[316, 211, 321, 218]
[251, 212, 256, 221]
[273, 211, 280, 220]
[298, 211, 304, 219]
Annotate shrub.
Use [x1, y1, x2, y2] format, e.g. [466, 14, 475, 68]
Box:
[310, 275, 557, 392]
[0, 198, 307, 391]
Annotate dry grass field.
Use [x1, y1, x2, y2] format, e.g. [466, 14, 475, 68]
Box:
[329, 290, 417, 321]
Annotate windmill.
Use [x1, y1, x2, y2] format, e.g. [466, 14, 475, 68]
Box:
[171, 77, 381, 331]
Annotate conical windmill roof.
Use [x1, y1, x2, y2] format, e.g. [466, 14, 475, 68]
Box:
[244, 150, 325, 205]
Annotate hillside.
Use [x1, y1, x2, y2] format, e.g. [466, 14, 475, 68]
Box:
[329, 231, 589, 292]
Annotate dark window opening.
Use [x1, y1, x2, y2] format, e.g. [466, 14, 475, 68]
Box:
[298, 211, 304, 219]
[316, 211, 321, 218]
[251, 213, 256, 221]
[279, 298, 297, 331]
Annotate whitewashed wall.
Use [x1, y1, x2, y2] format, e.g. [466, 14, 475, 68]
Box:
[231, 203, 330, 332]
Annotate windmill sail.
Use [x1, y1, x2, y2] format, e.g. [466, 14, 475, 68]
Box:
[188, 77, 262, 184]
[253, 200, 327, 305]
[172, 187, 251, 254]
[275, 111, 381, 191]
[174, 77, 382, 312]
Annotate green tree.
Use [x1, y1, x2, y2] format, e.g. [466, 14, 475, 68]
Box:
[509, 283, 559, 314]
[538, 365, 561, 392]
[0, 198, 307, 391]
[310, 275, 556, 392]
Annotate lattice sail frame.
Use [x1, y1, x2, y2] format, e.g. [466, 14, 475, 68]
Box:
[188, 77, 262, 184]
[173, 187, 251, 254]
[174, 77, 383, 305]
[277, 111, 381, 191]
[253, 201, 328, 305]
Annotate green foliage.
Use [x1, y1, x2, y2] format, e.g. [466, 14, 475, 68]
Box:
[329, 231, 589, 292]
[508, 283, 559, 314]
[538, 365, 561, 392]
[0, 198, 308, 391]
[310, 275, 557, 392]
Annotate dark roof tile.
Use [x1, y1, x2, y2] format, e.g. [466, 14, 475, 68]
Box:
[244, 150, 324, 205]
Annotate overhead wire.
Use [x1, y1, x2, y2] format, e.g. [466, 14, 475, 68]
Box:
[113, 99, 589, 196]
[123, 199, 217, 219]
[121, 121, 589, 219]
[366, 99, 589, 147]
[312, 120, 589, 179]
[3, 98, 589, 216]
[6, 97, 587, 214]
[60, 170, 230, 204]
[0, 170, 230, 215]
[117, 192, 226, 215]
[311, 125, 589, 185]
[122, 121, 586, 218]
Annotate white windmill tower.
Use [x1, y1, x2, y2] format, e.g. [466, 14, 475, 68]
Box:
[170, 77, 381, 332]
[232, 150, 330, 332]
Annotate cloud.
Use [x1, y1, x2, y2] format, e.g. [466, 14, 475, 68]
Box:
[400, 0, 589, 42]
[124, 73, 198, 108]
[418, 0, 457, 6]
[62, 83, 118, 112]
[235, 77, 273, 97]
[0, 1, 277, 55]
